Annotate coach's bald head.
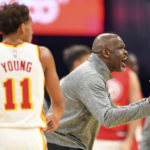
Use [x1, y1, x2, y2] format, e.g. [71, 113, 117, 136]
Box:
[91, 33, 128, 72]
[92, 33, 122, 53]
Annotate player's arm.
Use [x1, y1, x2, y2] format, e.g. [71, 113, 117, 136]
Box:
[121, 70, 142, 150]
[39, 46, 65, 132]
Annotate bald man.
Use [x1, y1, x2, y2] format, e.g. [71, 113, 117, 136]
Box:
[46, 33, 150, 150]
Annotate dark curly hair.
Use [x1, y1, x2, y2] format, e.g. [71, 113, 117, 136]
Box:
[0, 3, 29, 35]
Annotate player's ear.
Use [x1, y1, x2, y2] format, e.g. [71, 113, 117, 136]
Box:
[18, 23, 25, 34]
[101, 49, 111, 59]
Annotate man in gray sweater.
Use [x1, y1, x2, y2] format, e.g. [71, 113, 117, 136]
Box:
[46, 33, 150, 150]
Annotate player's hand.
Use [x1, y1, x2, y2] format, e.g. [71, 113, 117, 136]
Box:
[46, 113, 59, 133]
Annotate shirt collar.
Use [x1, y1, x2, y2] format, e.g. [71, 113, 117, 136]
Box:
[88, 53, 113, 81]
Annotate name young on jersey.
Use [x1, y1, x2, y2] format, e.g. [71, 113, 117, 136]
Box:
[1, 60, 32, 73]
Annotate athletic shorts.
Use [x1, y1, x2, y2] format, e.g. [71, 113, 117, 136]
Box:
[0, 128, 47, 150]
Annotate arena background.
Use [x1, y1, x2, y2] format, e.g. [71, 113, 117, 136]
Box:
[0, 0, 149, 103]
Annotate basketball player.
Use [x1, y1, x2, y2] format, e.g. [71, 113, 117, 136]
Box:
[46, 33, 150, 150]
[0, 3, 65, 150]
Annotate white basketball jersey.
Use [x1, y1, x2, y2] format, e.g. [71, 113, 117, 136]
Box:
[0, 42, 46, 128]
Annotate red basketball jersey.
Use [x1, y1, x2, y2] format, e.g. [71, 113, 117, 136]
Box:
[97, 67, 130, 140]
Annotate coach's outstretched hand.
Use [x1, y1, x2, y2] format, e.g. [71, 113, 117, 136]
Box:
[46, 113, 59, 133]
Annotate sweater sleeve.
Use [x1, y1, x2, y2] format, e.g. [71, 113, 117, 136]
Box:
[79, 73, 150, 128]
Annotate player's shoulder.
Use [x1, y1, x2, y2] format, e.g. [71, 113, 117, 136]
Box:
[38, 46, 50, 53]
[129, 69, 138, 80]
[25, 44, 52, 57]
[38, 46, 53, 59]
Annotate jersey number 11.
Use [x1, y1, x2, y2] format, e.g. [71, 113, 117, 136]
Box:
[3, 78, 33, 111]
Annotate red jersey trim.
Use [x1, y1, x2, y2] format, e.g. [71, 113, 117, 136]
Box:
[0, 42, 26, 47]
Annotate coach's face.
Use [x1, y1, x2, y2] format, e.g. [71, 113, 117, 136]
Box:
[107, 36, 128, 72]
[22, 16, 33, 43]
